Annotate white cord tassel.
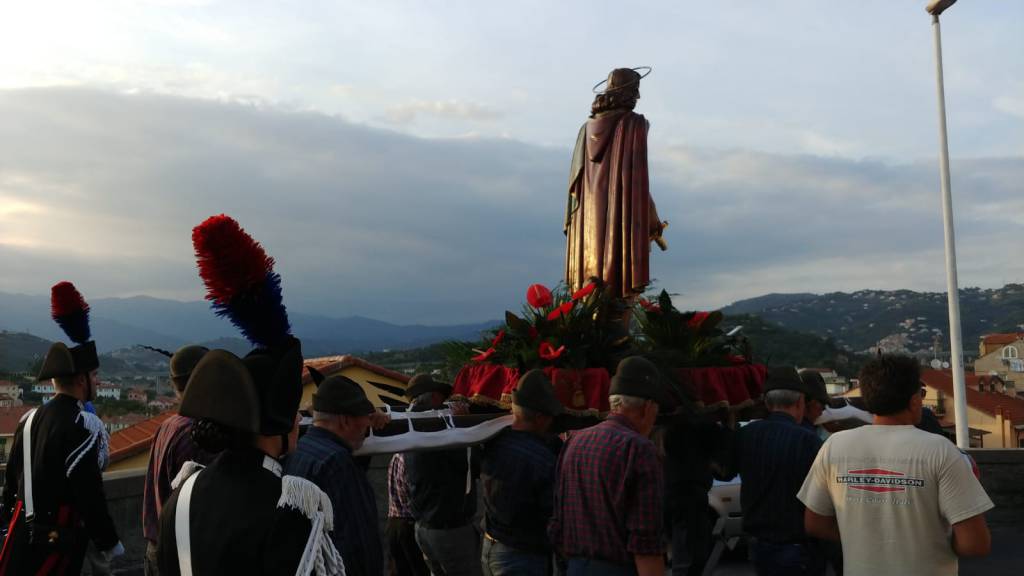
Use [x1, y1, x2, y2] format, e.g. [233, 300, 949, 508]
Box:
[171, 461, 206, 490]
[281, 476, 346, 576]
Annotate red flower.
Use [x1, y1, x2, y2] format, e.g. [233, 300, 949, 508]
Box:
[728, 355, 747, 365]
[491, 330, 505, 347]
[688, 311, 710, 329]
[526, 284, 553, 308]
[546, 301, 576, 321]
[472, 347, 497, 362]
[538, 342, 566, 360]
[639, 299, 661, 313]
[571, 282, 598, 301]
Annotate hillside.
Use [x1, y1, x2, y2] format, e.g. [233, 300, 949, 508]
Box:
[723, 284, 1024, 357]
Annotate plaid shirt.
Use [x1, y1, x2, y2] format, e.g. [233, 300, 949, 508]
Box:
[548, 414, 664, 565]
[387, 453, 414, 519]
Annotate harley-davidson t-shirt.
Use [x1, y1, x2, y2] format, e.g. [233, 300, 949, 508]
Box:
[798, 425, 993, 576]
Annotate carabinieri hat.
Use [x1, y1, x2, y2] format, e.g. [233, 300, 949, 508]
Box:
[405, 373, 453, 400]
[180, 349, 261, 434]
[38, 282, 100, 380]
[191, 215, 305, 439]
[313, 375, 375, 416]
[512, 369, 563, 417]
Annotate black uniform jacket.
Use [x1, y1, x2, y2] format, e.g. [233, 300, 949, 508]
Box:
[157, 447, 312, 576]
[0, 394, 119, 575]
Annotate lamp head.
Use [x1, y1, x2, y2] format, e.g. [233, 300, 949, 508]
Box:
[926, 0, 956, 16]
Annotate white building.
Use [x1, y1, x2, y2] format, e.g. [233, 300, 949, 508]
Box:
[96, 385, 122, 400]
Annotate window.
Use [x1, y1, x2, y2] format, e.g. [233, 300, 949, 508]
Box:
[1002, 346, 1019, 359]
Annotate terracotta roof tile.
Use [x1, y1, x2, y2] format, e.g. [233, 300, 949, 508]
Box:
[921, 369, 1024, 424]
[981, 333, 1024, 346]
[108, 410, 175, 464]
[302, 355, 410, 386]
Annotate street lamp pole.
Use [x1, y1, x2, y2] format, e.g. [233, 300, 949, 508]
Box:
[927, 0, 969, 449]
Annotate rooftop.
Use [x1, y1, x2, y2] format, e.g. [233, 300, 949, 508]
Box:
[921, 369, 1024, 423]
[108, 411, 175, 464]
[981, 333, 1024, 346]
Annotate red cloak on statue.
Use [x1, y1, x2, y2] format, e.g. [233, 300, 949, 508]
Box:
[565, 110, 658, 300]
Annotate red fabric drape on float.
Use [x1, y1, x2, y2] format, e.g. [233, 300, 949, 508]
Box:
[454, 363, 765, 413]
[676, 364, 766, 409]
[453, 364, 610, 415]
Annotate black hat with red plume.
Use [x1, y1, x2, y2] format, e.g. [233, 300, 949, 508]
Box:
[38, 282, 100, 380]
[190, 215, 303, 438]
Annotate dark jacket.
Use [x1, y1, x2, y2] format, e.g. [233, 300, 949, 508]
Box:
[1, 394, 119, 575]
[157, 447, 312, 575]
[405, 445, 480, 529]
[284, 426, 382, 576]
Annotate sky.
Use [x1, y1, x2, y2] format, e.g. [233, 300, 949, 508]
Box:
[1, 0, 1022, 324]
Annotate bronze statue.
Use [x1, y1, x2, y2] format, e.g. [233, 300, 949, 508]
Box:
[564, 67, 666, 304]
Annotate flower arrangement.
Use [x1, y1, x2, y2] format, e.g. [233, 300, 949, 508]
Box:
[634, 289, 750, 368]
[448, 278, 628, 372]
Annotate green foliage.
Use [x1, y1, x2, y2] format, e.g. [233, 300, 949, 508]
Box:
[633, 290, 747, 368]
[93, 397, 153, 418]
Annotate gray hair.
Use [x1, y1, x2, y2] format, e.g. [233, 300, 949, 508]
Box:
[511, 404, 540, 422]
[609, 394, 649, 412]
[765, 389, 802, 410]
[312, 410, 342, 424]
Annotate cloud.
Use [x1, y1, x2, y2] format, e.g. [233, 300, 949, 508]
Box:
[993, 94, 1024, 121]
[1, 87, 1022, 324]
[383, 100, 502, 125]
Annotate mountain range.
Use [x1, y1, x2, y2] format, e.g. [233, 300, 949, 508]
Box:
[722, 284, 1024, 356]
[0, 291, 497, 358]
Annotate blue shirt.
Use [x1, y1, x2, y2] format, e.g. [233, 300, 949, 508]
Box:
[736, 412, 822, 543]
[284, 426, 382, 576]
[481, 428, 559, 553]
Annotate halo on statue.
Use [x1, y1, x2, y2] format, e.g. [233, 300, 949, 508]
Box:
[592, 66, 653, 94]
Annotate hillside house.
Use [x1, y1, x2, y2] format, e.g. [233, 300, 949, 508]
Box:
[0, 394, 23, 408]
[0, 381, 22, 400]
[148, 396, 177, 411]
[127, 389, 148, 403]
[974, 333, 1024, 395]
[96, 384, 122, 400]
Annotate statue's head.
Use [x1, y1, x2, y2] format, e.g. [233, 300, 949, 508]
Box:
[591, 67, 650, 117]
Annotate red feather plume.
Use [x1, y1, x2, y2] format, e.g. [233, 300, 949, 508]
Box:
[51, 281, 90, 318]
[192, 215, 275, 304]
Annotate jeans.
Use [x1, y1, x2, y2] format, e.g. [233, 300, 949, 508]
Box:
[751, 540, 825, 576]
[566, 557, 637, 576]
[415, 522, 483, 576]
[481, 537, 550, 576]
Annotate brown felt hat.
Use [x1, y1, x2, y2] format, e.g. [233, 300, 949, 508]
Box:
[763, 366, 807, 394]
[512, 369, 563, 417]
[313, 375, 375, 416]
[798, 369, 830, 404]
[170, 345, 209, 392]
[610, 356, 670, 406]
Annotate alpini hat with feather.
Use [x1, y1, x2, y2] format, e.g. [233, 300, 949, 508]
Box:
[187, 215, 304, 437]
[38, 282, 100, 380]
